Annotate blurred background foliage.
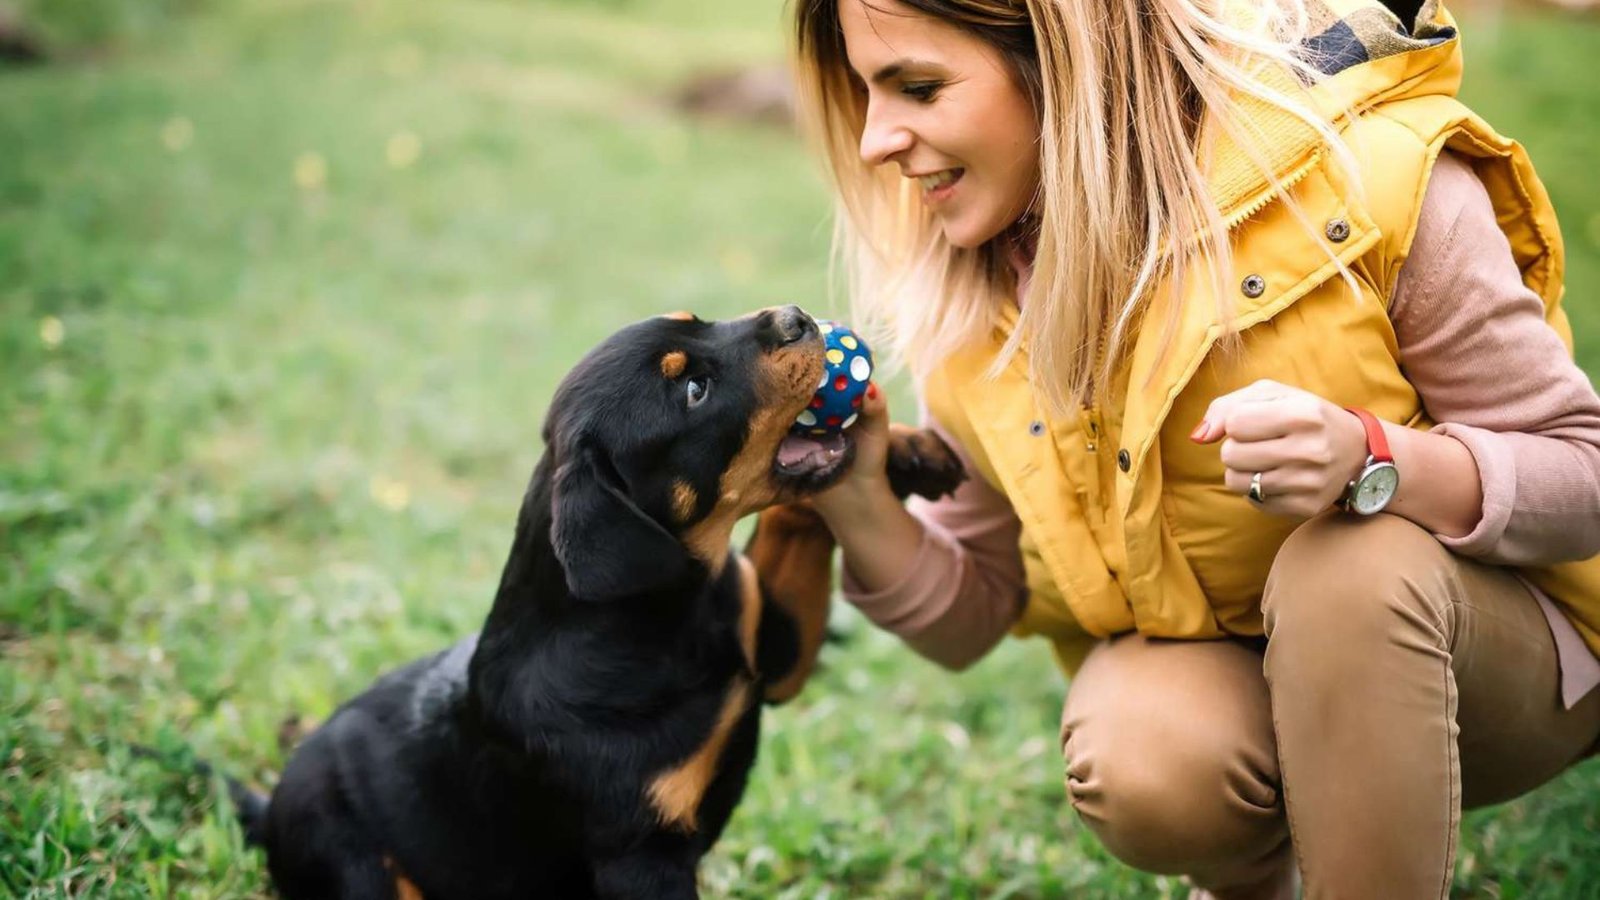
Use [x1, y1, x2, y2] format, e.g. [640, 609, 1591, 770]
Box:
[5, 0, 212, 55]
[2, 0, 1598, 896]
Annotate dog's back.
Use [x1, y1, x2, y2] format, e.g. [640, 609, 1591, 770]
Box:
[260, 635, 607, 898]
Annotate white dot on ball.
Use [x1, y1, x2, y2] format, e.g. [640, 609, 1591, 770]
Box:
[842, 413, 858, 429]
[850, 356, 871, 381]
[796, 410, 817, 427]
[817, 372, 827, 389]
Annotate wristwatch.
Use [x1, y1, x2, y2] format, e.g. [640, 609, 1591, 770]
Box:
[1341, 407, 1399, 515]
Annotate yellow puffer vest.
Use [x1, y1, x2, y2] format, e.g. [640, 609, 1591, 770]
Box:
[924, 0, 1599, 674]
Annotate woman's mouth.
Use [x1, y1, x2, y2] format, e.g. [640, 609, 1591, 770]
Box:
[916, 168, 963, 203]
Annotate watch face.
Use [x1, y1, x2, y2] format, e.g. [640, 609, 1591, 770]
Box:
[1351, 463, 1399, 515]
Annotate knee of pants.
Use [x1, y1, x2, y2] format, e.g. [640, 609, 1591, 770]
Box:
[1262, 511, 1455, 654]
[1062, 706, 1285, 875]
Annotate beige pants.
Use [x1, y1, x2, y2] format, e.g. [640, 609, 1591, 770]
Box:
[1059, 512, 1600, 900]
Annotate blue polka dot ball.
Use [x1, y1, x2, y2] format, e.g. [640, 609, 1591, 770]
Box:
[792, 319, 873, 436]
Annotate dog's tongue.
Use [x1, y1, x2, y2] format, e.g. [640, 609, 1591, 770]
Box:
[777, 432, 847, 470]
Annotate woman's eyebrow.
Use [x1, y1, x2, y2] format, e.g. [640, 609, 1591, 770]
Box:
[870, 58, 940, 84]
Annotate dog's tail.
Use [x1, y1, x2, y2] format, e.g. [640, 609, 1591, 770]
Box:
[129, 743, 270, 846]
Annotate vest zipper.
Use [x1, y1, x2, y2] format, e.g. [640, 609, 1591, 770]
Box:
[1221, 150, 1324, 232]
[1078, 405, 1105, 524]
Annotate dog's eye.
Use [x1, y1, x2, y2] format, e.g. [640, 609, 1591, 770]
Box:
[686, 375, 711, 408]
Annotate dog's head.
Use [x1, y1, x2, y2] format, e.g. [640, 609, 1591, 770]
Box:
[542, 306, 853, 600]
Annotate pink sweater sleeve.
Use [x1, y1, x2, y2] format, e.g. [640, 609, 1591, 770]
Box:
[1391, 152, 1600, 565]
[840, 410, 1028, 670]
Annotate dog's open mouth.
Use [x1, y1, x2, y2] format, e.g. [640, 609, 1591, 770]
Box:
[773, 431, 855, 490]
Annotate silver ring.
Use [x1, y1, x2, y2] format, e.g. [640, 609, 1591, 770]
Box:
[1248, 471, 1265, 504]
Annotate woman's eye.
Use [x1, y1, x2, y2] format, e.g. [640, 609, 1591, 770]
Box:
[902, 82, 942, 103]
[685, 376, 711, 408]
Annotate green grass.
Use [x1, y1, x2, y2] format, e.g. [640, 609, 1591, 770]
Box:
[2, 1, 1599, 896]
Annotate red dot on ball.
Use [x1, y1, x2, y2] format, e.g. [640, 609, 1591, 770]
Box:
[833, 376, 849, 392]
[826, 416, 842, 427]
[810, 396, 824, 408]
[851, 396, 863, 408]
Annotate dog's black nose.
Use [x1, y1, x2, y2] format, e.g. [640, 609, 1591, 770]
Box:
[766, 305, 817, 346]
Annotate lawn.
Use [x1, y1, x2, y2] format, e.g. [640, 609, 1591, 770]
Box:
[3, 1, 1599, 897]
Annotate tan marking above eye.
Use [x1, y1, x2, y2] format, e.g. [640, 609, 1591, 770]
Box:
[660, 350, 688, 379]
[662, 310, 696, 321]
[671, 480, 698, 523]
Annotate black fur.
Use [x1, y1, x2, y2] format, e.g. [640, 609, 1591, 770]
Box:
[245, 308, 844, 899]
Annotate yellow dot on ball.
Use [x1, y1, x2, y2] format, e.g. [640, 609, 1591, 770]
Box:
[839, 335, 858, 350]
[826, 349, 845, 365]
[819, 322, 834, 334]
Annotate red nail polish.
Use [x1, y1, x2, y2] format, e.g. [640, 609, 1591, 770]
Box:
[867, 383, 878, 400]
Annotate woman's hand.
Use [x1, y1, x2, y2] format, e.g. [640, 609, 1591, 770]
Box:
[1190, 379, 1370, 519]
[807, 383, 936, 596]
[811, 381, 894, 520]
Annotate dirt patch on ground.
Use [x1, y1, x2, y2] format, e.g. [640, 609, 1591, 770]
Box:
[673, 65, 795, 128]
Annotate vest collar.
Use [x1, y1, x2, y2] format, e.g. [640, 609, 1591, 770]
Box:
[1205, 0, 1461, 228]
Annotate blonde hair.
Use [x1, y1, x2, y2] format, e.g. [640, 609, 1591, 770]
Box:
[793, 0, 1357, 414]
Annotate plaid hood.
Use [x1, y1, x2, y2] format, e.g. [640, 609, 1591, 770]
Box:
[1299, 0, 1457, 77]
[1205, 0, 1464, 225]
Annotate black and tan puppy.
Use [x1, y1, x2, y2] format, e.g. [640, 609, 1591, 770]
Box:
[237, 307, 964, 899]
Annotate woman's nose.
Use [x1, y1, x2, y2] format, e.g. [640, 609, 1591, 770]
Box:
[858, 102, 914, 166]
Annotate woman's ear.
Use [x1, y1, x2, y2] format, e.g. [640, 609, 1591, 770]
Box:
[549, 441, 691, 600]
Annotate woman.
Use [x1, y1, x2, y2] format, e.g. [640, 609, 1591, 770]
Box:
[792, 0, 1600, 896]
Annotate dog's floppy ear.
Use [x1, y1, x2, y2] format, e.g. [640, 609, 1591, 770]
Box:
[550, 441, 691, 600]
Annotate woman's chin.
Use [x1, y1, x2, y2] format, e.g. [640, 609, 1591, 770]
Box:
[938, 212, 1009, 251]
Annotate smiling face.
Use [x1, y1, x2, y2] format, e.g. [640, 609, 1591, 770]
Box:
[838, 0, 1041, 249]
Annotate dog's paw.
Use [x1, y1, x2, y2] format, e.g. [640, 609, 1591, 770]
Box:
[885, 425, 967, 501]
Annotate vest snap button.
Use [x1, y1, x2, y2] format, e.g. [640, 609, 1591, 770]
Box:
[1028, 421, 1045, 437]
[1241, 274, 1266, 298]
[1117, 449, 1131, 472]
[1325, 218, 1351, 242]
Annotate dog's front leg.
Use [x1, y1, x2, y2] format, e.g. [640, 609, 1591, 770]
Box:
[745, 502, 835, 704]
[746, 426, 967, 703]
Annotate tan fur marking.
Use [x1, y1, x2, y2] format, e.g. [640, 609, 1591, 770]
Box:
[670, 480, 698, 523]
[662, 310, 696, 321]
[660, 350, 688, 380]
[746, 504, 835, 703]
[681, 337, 825, 573]
[681, 413, 776, 576]
[647, 678, 752, 831]
[734, 554, 762, 669]
[383, 857, 424, 900]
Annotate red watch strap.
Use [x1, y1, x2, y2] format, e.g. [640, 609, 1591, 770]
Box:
[1345, 407, 1393, 463]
